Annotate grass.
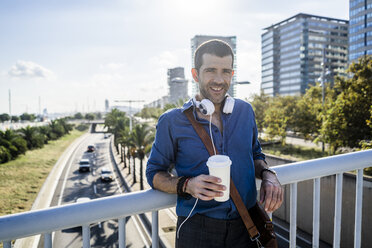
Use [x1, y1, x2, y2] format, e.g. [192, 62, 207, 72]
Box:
[262, 143, 328, 161]
[0, 129, 86, 217]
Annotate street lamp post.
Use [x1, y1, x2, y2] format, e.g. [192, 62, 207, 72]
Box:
[319, 48, 331, 153]
[320, 49, 326, 153]
[115, 100, 145, 132]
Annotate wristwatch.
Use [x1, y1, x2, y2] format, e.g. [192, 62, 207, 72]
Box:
[260, 168, 277, 180]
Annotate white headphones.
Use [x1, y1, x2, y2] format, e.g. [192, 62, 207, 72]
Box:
[193, 95, 235, 115]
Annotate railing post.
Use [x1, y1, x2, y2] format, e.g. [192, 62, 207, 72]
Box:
[44, 233, 52, 248]
[354, 169, 363, 248]
[3, 241, 11, 248]
[313, 178, 320, 248]
[82, 225, 91, 248]
[152, 211, 159, 248]
[118, 218, 126, 248]
[290, 183, 297, 248]
[333, 173, 343, 248]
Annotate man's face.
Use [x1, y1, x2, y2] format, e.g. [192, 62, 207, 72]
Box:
[193, 54, 234, 104]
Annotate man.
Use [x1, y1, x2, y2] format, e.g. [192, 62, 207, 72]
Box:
[146, 39, 283, 248]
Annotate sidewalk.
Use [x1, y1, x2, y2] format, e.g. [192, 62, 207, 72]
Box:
[110, 142, 177, 248]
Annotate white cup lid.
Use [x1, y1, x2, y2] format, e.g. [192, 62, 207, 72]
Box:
[206, 155, 232, 167]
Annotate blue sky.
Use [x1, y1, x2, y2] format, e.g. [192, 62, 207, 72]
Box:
[0, 0, 349, 115]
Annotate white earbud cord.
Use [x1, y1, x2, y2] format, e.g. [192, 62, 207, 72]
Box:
[209, 114, 217, 156]
[176, 198, 198, 239]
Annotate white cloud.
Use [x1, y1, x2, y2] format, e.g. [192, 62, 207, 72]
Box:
[8, 60, 54, 79]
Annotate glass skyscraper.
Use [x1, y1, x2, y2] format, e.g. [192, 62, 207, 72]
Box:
[191, 35, 237, 97]
[349, 0, 372, 62]
[261, 13, 348, 96]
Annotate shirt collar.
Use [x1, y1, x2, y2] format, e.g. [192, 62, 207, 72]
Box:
[181, 98, 194, 113]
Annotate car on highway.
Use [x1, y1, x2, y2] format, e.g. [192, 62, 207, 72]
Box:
[100, 167, 113, 182]
[79, 159, 91, 172]
[87, 145, 95, 152]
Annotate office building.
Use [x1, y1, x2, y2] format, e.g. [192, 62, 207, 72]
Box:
[261, 13, 348, 96]
[168, 67, 188, 104]
[349, 0, 372, 62]
[191, 35, 237, 97]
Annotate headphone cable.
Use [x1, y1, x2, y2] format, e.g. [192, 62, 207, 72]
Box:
[209, 114, 217, 155]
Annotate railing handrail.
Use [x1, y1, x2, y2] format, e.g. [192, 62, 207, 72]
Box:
[0, 190, 177, 241]
[0, 149, 371, 242]
[274, 149, 371, 184]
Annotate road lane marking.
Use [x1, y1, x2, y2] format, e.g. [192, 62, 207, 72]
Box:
[57, 147, 80, 206]
[93, 184, 97, 195]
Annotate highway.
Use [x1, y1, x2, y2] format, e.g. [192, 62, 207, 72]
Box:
[42, 133, 149, 248]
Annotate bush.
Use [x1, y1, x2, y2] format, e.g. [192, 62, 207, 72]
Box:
[0, 146, 11, 163]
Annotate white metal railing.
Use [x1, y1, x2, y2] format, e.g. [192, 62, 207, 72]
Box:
[0, 149, 371, 248]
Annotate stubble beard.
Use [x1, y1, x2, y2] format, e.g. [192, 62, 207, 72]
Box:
[199, 82, 228, 104]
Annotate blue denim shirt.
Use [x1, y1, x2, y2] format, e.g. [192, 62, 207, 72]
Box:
[146, 98, 265, 220]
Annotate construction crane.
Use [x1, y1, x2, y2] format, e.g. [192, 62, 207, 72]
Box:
[114, 100, 145, 131]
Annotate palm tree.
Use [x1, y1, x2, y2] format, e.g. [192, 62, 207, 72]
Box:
[130, 123, 154, 190]
[118, 127, 131, 168]
[104, 109, 129, 153]
[19, 126, 44, 150]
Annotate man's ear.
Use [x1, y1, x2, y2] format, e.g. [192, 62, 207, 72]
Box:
[232, 70, 234, 77]
[191, 68, 199, 82]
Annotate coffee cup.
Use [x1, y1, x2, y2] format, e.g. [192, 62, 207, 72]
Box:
[206, 155, 231, 202]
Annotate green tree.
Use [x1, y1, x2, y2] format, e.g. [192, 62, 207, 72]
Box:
[264, 102, 287, 145]
[263, 96, 297, 144]
[11, 115, 19, 122]
[130, 123, 154, 190]
[20, 113, 36, 121]
[0, 113, 10, 122]
[292, 85, 323, 140]
[19, 126, 45, 149]
[1, 130, 27, 158]
[85, 113, 95, 120]
[74, 112, 84, 119]
[0, 146, 11, 163]
[163, 103, 177, 112]
[320, 55, 372, 153]
[117, 127, 131, 168]
[250, 92, 271, 136]
[104, 109, 129, 152]
[136, 107, 163, 120]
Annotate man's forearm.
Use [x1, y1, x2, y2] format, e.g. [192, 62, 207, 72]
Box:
[153, 171, 179, 194]
[254, 159, 269, 179]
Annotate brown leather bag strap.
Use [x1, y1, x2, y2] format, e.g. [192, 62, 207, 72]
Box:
[184, 108, 260, 240]
[230, 180, 260, 239]
[184, 108, 217, 156]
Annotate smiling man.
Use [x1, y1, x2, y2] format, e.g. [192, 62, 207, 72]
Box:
[146, 39, 283, 248]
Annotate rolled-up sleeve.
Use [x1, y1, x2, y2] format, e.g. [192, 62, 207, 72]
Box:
[146, 113, 176, 188]
[252, 113, 266, 161]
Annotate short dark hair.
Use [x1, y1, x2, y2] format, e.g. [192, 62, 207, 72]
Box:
[194, 39, 234, 72]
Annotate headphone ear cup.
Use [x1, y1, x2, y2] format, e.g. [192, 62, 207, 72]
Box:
[222, 97, 235, 114]
[199, 99, 215, 115]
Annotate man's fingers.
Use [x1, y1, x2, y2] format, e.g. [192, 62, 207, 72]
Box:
[268, 188, 280, 212]
[261, 179, 283, 212]
[188, 175, 225, 201]
[264, 188, 273, 211]
[259, 189, 265, 204]
[200, 174, 222, 184]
